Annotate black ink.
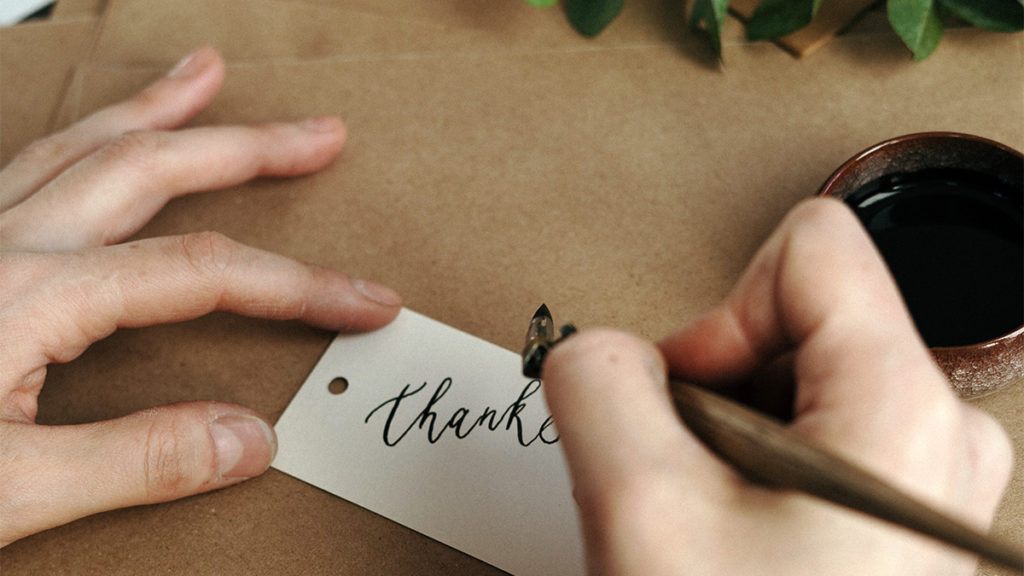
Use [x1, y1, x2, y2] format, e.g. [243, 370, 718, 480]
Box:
[365, 378, 559, 447]
[364, 381, 430, 446]
[536, 415, 559, 445]
[846, 168, 1023, 347]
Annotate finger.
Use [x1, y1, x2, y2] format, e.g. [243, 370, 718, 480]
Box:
[541, 330, 732, 524]
[655, 197, 1015, 547]
[0, 233, 400, 419]
[0, 46, 224, 210]
[660, 197, 942, 404]
[658, 199, 971, 486]
[0, 402, 274, 547]
[957, 403, 1014, 528]
[0, 117, 346, 252]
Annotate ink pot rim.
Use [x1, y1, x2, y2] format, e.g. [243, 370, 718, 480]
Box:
[818, 132, 1023, 399]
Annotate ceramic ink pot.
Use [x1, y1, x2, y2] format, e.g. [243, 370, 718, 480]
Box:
[818, 132, 1023, 398]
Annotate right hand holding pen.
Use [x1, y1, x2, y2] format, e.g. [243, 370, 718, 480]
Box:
[540, 198, 1013, 575]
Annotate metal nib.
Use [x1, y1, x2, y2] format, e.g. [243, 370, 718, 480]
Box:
[522, 305, 553, 378]
[521, 304, 576, 379]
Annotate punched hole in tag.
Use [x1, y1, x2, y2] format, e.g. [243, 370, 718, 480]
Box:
[328, 377, 349, 395]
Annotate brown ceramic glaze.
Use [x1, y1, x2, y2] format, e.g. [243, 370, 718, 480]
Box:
[819, 132, 1023, 398]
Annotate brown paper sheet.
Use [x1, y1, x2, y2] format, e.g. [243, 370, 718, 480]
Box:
[88, 0, 487, 64]
[51, 0, 107, 19]
[0, 16, 97, 164]
[85, 0, 717, 66]
[0, 2, 1021, 575]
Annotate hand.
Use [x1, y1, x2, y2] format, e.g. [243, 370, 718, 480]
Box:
[0, 47, 401, 547]
[541, 199, 1012, 575]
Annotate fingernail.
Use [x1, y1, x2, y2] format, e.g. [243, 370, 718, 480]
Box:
[299, 116, 344, 133]
[167, 47, 210, 78]
[211, 414, 277, 480]
[353, 279, 402, 307]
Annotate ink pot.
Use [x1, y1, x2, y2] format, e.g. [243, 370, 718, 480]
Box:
[818, 132, 1023, 398]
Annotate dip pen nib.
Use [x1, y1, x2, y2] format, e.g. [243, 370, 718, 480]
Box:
[521, 304, 576, 379]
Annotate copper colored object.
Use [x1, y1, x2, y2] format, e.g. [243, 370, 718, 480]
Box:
[819, 132, 1024, 398]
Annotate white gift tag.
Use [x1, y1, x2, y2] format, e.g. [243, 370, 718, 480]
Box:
[273, 308, 584, 576]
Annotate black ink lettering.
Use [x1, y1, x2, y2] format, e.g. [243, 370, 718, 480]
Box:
[504, 379, 540, 446]
[420, 377, 453, 443]
[447, 407, 475, 439]
[364, 378, 559, 448]
[536, 416, 559, 445]
[364, 381, 428, 447]
[475, 406, 501, 431]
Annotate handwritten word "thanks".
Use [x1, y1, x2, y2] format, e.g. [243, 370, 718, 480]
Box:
[364, 378, 558, 447]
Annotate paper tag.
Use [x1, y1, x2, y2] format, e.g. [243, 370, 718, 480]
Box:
[0, 0, 52, 26]
[273, 309, 584, 576]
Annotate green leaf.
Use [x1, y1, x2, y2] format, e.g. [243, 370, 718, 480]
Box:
[888, 0, 945, 60]
[525, 0, 559, 7]
[746, 0, 823, 41]
[565, 0, 625, 37]
[938, 0, 1023, 32]
[690, 0, 730, 57]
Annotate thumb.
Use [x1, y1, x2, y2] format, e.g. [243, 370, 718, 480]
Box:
[541, 330, 738, 573]
[541, 329, 731, 520]
[0, 402, 275, 547]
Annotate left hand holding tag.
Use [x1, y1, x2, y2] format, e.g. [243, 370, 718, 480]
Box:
[0, 47, 401, 548]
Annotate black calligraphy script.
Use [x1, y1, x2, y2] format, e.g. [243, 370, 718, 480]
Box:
[364, 378, 559, 447]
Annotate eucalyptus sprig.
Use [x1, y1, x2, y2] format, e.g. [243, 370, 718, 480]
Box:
[529, 0, 1023, 60]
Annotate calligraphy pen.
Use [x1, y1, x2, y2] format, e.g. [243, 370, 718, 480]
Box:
[521, 304, 1024, 572]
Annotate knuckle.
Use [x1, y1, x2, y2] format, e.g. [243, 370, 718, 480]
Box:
[964, 407, 1014, 481]
[13, 133, 71, 166]
[94, 130, 164, 174]
[175, 231, 239, 278]
[141, 413, 211, 501]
